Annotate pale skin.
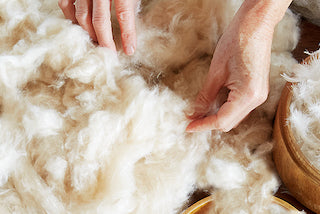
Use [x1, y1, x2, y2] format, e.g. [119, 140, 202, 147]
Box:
[58, 0, 138, 55]
[186, 0, 293, 132]
[59, 0, 293, 132]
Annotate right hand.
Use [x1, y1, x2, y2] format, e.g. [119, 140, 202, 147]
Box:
[186, 0, 289, 132]
[58, 0, 138, 55]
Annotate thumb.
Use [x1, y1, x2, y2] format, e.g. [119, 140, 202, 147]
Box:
[188, 62, 227, 120]
[186, 84, 269, 132]
[187, 89, 216, 120]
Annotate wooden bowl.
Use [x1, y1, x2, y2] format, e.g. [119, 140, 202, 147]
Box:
[273, 56, 320, 213]
[182, 196, 298, 214]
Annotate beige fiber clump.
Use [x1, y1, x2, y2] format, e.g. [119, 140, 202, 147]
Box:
[0, 0, 301, 213]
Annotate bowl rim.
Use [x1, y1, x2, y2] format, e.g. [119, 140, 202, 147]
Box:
[278, 55, 320, 185]
[182, 195, 298, 214]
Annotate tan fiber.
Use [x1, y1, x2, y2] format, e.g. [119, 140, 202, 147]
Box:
[0, 0, 300, 213]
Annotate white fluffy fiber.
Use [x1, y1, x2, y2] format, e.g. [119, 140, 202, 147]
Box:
[0, 0, 301, 213]
[286, 50, 320, 171]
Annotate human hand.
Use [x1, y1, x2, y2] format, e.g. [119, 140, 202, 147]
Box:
[186, 2, 278, 132]
[58, 0, 138, 55]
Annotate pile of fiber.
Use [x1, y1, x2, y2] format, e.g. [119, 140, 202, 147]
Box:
[0, 0, 300, 213]
[286, 50, 320, 171]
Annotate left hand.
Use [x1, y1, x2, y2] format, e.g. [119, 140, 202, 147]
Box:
[58, 0, 139, 55]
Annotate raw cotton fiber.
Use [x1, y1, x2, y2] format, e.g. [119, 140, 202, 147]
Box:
[0, 0, 301, 213]
[286, 50, 320, 171]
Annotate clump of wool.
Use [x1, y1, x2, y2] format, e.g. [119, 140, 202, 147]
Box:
[0, 0, 302, 213]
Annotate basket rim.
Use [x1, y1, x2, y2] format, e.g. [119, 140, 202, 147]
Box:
[277, 56, 320, 184]
[182, 196, 298, 214]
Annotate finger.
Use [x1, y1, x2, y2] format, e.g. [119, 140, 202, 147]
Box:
[186, 100, 249, 132]
[58, 0, 77, 23]
[75, 0, 97, 41]
[92, 0, 116, 51]
[186, 87, 268, 132]
[189, 59, 227, 119]
[115, 0, 137, 55]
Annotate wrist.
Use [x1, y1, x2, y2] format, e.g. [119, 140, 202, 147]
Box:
[237, 0, 292, 29]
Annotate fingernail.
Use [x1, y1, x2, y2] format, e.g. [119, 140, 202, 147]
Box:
[126, 45, 135, 55]
[185, 123, 196, 132]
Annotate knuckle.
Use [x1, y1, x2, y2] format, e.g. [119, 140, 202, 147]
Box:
[246, 87, 268, 105]
[75, 10, 89, 23]
[92, 15, 108, 28]
[117, 9, 132, 22]
[100, 40, 115, 48]
[121, 30, 134, 40]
